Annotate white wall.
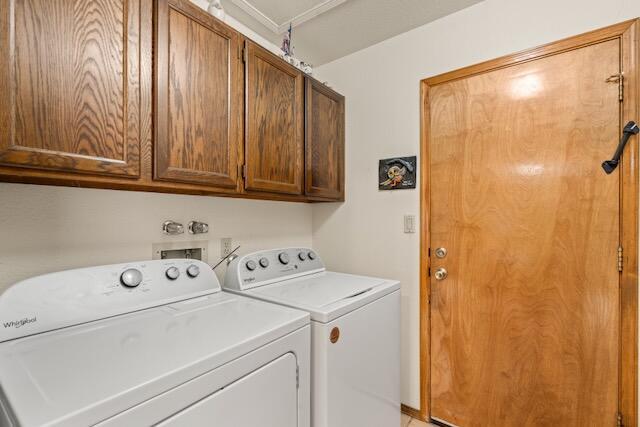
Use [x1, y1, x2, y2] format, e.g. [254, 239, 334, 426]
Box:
[0, 184, 312, 291]
[312, 0, 640, 409]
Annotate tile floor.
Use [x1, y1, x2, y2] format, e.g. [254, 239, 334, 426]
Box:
[401, 413, 438, 427]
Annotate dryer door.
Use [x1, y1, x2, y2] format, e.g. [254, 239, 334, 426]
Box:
[158, 352, 298, 427]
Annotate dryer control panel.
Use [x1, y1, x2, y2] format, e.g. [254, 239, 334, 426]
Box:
[0, 259, 220, 343]
[224, 248, 325, 291]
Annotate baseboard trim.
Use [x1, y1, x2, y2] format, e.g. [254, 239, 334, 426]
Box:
[401, 404, 427, 422]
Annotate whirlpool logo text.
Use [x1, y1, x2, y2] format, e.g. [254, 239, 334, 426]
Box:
[2, 317, 37, 329]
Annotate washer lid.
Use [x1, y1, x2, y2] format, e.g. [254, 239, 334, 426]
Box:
[0, 292, 308, 427]
[247, 271, 400, 323]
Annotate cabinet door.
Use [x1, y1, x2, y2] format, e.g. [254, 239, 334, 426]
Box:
[245, 41, 304, 195]
[305, 79, 345, 200]
[0, 0, 142, 177]
[155, 0, 241, 188]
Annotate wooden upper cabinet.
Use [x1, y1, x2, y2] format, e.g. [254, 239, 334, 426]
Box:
[0, 0, 346, 202]
[0, 0, 142, 177]
[244, 41, 304, 195]
[154, 0, 241, 188]
[305, 78, 345, 200]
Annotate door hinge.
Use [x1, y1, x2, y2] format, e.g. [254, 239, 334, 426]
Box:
[606, 73, 624, 102]
[242, 42, 248, 63]
[618, 246, 623, 272]
[617, 411, 623, 427]
[427, 267, 431, 277]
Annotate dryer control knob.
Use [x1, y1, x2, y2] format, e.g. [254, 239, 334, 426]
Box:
[259, 258, 269, 268]
[298, 252, 307, 261]
[186, 264, 200, 278]
[165, 266, 180, 280]
[246, 260, 257, 271]
[120, 268, 143, 288]
[308, 251, 316, 260]
[278, 252, 290, 265]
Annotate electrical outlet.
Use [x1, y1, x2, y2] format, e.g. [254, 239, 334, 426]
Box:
[221, 238, 233, 258]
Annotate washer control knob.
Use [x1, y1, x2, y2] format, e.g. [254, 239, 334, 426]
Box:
[308, 251, 316, 260]
[165, 266, 180, 280]
[120, 268, 143, 288]
[186, 264, 200, 278]
[278, 252, 290, 265]
[259, 257, 269, 268]
[246, 260, 257, 271]
[298, 252, 307, 261]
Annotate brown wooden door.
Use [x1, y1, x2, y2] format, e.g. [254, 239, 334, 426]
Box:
[154, 0, 241, 189]
[0, 0, 142, 177]
[428, 40, 621, 426]
[305, 78, 345, 200]
[244, 41, 304, 195]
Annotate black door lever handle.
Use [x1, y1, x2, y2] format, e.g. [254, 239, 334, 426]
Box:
[602, 121, 639, 174]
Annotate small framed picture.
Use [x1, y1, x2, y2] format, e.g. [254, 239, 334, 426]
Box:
[379, 156, 417, 190]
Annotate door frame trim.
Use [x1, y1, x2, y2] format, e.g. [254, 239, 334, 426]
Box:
[419, 19, 639, 424]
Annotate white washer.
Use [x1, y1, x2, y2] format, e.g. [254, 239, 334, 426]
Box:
[0, 259, 310, 427]
[224, 248, 400, 427]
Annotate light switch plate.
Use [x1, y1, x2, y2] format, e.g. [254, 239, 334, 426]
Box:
[404, 215, 416, 234]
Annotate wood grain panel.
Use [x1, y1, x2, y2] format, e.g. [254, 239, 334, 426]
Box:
[305, 78, 344, 200]
[619, 19, 639, 427]
[428, 40, 621, 426]
[419, 79, 432, 423]
[0, 0, 141, 176]
[154, 0, 241, 188]
[0, 1, 345, 203]
[245, 40, 304, 195]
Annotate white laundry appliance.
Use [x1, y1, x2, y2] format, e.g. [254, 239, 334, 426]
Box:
[0, 259, 310, 427]
[223, 248, 400, 427]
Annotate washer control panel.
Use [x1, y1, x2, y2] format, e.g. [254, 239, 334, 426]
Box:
[224, 248, 324, 291]
[0, 259, 219, 343]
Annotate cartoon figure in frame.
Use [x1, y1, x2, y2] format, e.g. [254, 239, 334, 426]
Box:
[379, 156, 417, 190]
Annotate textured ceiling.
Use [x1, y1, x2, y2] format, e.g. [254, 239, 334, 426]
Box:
[222, 0, 484, 65]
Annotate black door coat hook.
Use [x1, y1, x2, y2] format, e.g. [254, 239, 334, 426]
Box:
[602, 121, 639, 174]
